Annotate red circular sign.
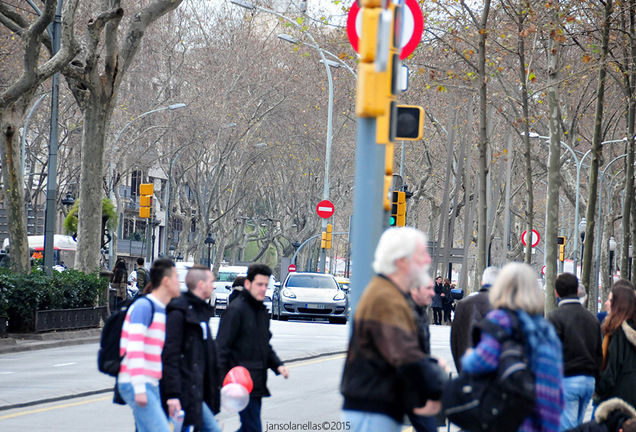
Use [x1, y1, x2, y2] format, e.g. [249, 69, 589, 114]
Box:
[521, 229, 541, 247]
[288, 264, 297, 273]
[316, 200, 335, 219]
[347, 0, 424, 60]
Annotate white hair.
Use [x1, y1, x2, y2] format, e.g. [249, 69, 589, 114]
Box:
[482, 266, 500, 287]
[373, 227, 428, 275]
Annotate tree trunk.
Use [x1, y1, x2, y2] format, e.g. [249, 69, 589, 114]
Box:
[476, 0, 492, 286]
[0, 105, 31, 273]
[519, 0, 534, 265]
[620, 0, 635, 278]
[582, 0, 612, 313]
[76, 96, 114, 271]
[545, 6, 562, 314]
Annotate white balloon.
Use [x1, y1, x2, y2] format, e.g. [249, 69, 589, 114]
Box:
[221, 383, 249, 413]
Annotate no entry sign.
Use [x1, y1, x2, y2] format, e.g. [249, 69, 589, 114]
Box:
[316, 200, 335, 219]
[347, 0, 424, 60]
[521, 229, 541, 248]
[288, 264, 297, 273]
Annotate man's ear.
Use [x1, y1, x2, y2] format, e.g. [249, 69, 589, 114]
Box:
[554, 289, 560, 300]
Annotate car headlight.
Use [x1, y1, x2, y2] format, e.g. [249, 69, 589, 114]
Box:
[333, 291, 345, 301]
[282, 288, 296, 299]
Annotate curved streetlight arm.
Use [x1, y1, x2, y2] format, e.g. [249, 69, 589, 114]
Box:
[163, 144, 195, 255]
[22, 93, 49, 185]
[291, 232, 349, 267]
[279, 34, 357, 78]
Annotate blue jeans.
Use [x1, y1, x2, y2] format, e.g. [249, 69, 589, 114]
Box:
[343, 410, 401, 432]
[237, 397, 262, 432]
[198, 402, 222, 432]
[560, 375, 595, 431]
[117, 381, 170, 432]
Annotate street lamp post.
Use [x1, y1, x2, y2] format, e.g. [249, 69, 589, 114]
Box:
[204, 233, 215, 268]
[108, 103, 186, 268]
[151, 218, 161, 263]
[579, 218, 586, 278]
[609, 236, 617, 286]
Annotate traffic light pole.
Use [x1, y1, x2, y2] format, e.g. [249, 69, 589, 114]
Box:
[349, 117, 386, 319]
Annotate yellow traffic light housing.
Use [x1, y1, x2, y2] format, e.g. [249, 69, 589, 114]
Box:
[139, 183, 154, 219]
[326, 224, 333, 249]
[396, 191, 406, 226]
[557, 236, 565, 262]
[395, 105, 424, 140]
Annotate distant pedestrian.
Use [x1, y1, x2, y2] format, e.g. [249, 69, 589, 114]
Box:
[111, 259, 128, 309]
[442, 278, 453, 325]
[450, 266, 499, 373]
[228, 276, 246, 304]
[341, 227, 447, 432]
[461, 262, 564, 432]
[161, 264, 221, 432]
[216, 264, 289, 432]
[432, 276, 444, 325]
[595, 281, 636, 409]
[135, 258, 149, 294]
[117, 258, 181, 432]
[407, 274, 448, 432]
[547, 273, 603, 430]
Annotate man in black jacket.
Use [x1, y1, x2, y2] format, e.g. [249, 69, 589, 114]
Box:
[217, 264, 289, 432]
[161, 264, 221, 432]
[548, 272, 603, 431]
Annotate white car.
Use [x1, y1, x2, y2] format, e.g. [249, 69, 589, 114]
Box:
[175, 262, 216, 312]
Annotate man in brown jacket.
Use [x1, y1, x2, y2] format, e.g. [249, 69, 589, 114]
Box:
[341, 227, 447, 432]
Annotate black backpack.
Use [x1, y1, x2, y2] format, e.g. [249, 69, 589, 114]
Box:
[442, 310, 536, 432]
[97, 296, 155, 377]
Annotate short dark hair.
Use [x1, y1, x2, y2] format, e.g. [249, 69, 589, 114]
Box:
[137, 257, 144, 266]
[232, 276, 246, 288]
[555, 273, 579, 298]
[185, 265, 211, 291]
[149, 258, 176, 291]
[246, 263, 272, 282]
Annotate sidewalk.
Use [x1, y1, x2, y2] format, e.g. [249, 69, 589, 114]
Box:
[0, 328, 101, 355]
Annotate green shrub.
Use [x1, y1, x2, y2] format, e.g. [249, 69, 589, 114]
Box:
[0, 268, 108, 332]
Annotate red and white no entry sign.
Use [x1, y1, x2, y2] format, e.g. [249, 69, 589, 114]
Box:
[288, 264, 297, 273]
[316, 200, 335, 219]
[347, 0, 424, 60]
[521, 229, 541, 248]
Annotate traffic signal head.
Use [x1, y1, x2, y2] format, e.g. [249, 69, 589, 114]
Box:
[139, 183, 154, 219]
[390, 191, 399, 226]
[395, 105, 424, 140]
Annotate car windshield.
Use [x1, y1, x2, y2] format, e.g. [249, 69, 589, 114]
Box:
[214, 284, 232, 294]
[286, 275, 338, 289]
[217, 271, 242, 282]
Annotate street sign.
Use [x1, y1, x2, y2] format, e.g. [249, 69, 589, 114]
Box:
[316, 200, 335, 219]
[288, 264, 297, 273]
[541, 265, 546, 276]
[521, 229, 541, 247]
[346, 0, 424, 60]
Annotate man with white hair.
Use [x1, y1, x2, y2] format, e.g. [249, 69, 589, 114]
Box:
[450, 266, 499, 372]
[340, 227, 447, 432]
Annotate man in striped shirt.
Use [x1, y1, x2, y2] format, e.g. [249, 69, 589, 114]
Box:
[117, 258, 181, 432]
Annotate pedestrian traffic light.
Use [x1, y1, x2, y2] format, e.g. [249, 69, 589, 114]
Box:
[139, 183, 153, 219]
[557, 236, 565, 262]
[395, 105, 424, 140]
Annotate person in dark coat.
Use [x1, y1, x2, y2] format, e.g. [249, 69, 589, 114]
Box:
[450, 266, 499, 372]
[216, 264, 288, 432]
[110, 259, 128, 310]
[161, 264, 221, 432]
[565, 398, 636, 432]
[442, 278, 453, 325]
[431, 277, 443, 325]
[596, 282, 636, 410]
[228, 276, 246, 304]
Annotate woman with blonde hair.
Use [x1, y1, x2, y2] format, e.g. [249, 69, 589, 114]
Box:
[595, 281, 636, 409]
[460, 262, 564, 431]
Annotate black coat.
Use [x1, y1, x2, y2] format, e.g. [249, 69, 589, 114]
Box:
[216, 289, 283, 398]
[596, 320, 636, 408]
[161, 291, 220, 429]
[450, 289, 491, 372]
[565, 397, 636, 432]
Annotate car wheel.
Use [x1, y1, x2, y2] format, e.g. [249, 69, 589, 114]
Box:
[278, 305, 288, 321]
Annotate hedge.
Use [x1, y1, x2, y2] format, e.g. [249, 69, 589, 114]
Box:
[0, 268, 108, 332]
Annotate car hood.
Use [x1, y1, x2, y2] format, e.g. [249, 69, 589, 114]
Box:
[285, 287, 342, 301]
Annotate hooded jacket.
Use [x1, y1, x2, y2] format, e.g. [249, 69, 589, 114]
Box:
[596, 320, 636, 409]
[161, 291, 220, 429]
[565, 398, 636, 432]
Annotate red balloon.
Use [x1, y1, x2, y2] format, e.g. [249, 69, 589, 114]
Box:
[223, 366, 253, 394]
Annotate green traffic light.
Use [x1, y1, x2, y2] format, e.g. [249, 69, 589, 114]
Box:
[389, 216, 397, 226]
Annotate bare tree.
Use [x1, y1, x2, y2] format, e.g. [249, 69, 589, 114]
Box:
[0, 0, 79, 273]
